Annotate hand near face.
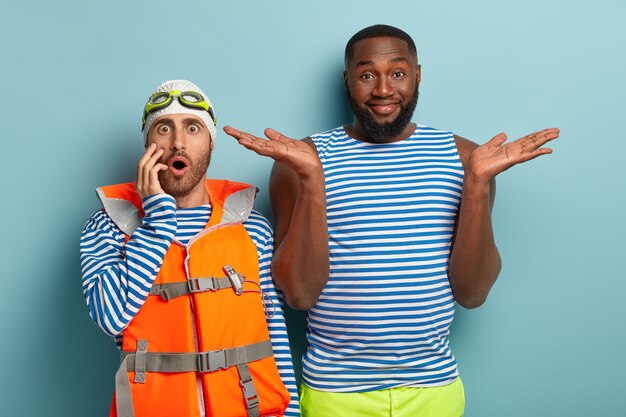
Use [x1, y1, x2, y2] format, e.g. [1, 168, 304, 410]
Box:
[136, 143, 168, 198]
[467, 128, 560, 184]
[223, 126, 322, 179]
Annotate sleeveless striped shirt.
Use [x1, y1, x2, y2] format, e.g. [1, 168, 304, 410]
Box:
[303, 125, 464, 392]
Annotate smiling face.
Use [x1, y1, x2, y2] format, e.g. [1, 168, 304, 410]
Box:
[344, 36, 421, 143]
[147, 113, 212, 198]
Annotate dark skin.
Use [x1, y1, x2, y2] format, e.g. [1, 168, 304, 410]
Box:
[226, 36, 559, 310]
[222, 127, 327, 310]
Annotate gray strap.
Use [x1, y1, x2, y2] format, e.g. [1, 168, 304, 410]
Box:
[150, 276, 236, 301]
[134, 340, 147, 383]
[114, 340, 271, 417]
[115, 340, 148, 417]
[237, 363, 259, 417]
[121, 340, 273, 373]
[115, 355, 136, 417]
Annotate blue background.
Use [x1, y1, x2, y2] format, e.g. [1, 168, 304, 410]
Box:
[1, 1, 624, 416]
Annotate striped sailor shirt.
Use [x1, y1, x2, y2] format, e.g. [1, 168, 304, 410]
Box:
[304, 125, 464, 392]
[80, 193, 299, 416]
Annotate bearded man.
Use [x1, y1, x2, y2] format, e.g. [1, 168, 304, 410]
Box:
[225, 25, 559, 417]
[80, 80, 299, 417]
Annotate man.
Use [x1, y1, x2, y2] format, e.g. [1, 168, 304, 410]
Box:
[80, 80, 299, 417]
[225, 25, 559, 417]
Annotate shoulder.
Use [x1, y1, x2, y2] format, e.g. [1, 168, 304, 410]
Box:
[307, 126, 347, 155]
[453, 134, 479, 169]
[308, 125, 345, 141]
[415, 124, 451, 135]
[244, 210, 273, 243]
[80, 209, 125, 247]
[269, 131, 325, 199]
[414, 124, 457, 146]
[83, 209, 121, 234]
[415, 125, 477, 168]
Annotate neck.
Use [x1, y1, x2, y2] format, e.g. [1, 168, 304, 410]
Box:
[174, 179, 210, 209]
[345, 120, 417, 144]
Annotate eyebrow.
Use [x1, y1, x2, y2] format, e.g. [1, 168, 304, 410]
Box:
[151, 118, 174, 129]
[152, 117, 206, 129]
[182, 117, 206, 127]
[355, 56, 410, 67]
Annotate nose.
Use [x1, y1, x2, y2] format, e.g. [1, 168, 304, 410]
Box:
[372, 76, 394, 98]
[171, 127, 186, 151]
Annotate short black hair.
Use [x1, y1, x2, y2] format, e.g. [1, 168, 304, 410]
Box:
[345, 24, 417, 64]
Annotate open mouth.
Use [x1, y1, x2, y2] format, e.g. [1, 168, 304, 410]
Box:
[169, 157, 189, 176]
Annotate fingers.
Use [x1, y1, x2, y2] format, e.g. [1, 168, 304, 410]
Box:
[517, 128, 559, 153]
[223, 126, 245, 140]
[137, 144, 155, 195]
[224, 126, 288, 159]
[486, 133, 507, 148]
[264, 128, 293, 144]
[137, 143, 156, 186]
[137, 143, 165, 198]
[225, 126, 293, 146]
[223, 126, 263, 147]
[148, 163, 168, 193]
[143, 148, 164, 190]
[515, 147, 553, 164]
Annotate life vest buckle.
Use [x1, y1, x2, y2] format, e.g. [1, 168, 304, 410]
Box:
[240, 377, 259, 409]
[197, 349, 227, 372]
[187, 277, 220, 294]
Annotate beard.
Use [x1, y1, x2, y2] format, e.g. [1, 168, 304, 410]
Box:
[158, 147, 211, 198]
[347, 85, 419, 143]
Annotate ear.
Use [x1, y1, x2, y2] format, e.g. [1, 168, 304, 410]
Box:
[343, 70, 348, 90]
[416, 64, 422, 88]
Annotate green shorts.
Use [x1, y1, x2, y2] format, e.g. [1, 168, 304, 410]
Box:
[300, 378, 465, 417]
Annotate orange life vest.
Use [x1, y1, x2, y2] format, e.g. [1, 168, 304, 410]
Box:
[97, 179, 290, 417]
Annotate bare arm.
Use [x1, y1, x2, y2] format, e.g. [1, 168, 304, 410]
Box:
[449, 128, 559, 308]
[224, 127, 329, 310]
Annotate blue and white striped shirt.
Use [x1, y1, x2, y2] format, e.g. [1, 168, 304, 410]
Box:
[304, 125, 464, 392]
[80, 193, 299, 416]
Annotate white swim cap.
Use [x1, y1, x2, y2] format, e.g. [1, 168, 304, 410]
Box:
[142, 79, 217, 144]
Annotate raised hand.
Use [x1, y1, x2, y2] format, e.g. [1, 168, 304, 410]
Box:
[136, 143, 168, 198]
[467, 128, 560, 184]
[223, 126, 322, 179]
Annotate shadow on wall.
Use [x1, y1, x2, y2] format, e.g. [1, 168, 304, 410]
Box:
[40, 217, 120, 416]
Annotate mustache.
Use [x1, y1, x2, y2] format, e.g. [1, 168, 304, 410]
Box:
[160, 150, 192, 164]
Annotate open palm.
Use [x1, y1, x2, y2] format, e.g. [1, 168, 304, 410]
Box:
[224, 126, 321, 178]
[468, 128, 559, 182]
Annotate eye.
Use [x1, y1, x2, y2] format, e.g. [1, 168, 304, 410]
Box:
[157, 124, 171, 134]
[392, 71, 405, 78]
[360, 73, 374, 80]
[188, 124, 200, 134]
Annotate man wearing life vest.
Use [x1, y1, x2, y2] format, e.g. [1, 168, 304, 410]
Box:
[80, 79, 299, 417]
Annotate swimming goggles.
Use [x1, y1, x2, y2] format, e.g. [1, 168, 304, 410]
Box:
[141, 89, 216, 131]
